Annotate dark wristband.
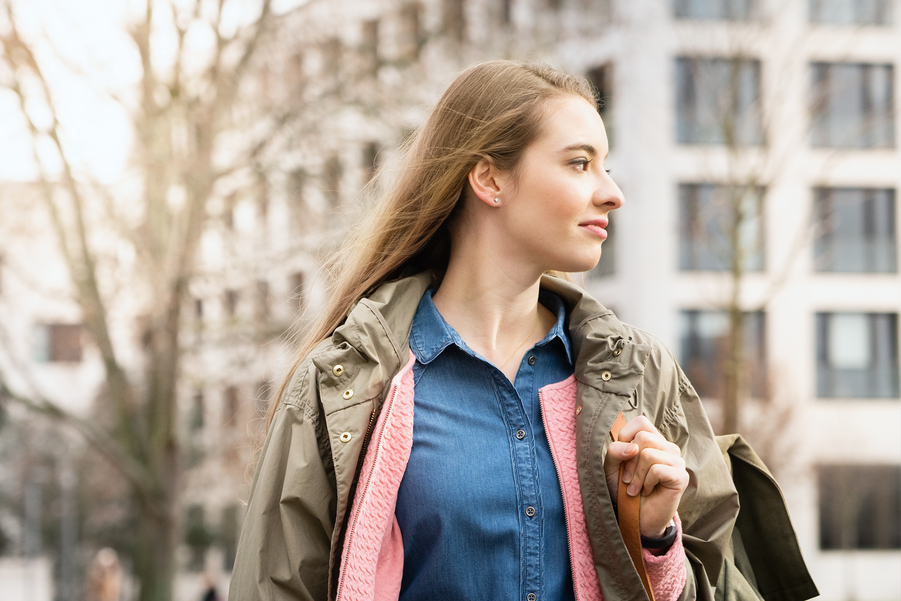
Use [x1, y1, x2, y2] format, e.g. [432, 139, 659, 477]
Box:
[640, 519, 677, 549]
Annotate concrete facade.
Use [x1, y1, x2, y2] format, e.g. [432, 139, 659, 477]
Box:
[0, 0, 897, 599]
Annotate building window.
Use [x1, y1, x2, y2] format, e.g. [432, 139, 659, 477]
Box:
[679, 183, 765, 272]
[816, 312, 899, 398]
[256, 178, 269, 228]
[360, 19, 379, 75]
[811, 62, 895, 148]
[818, 464, 901, 550]
[679, 310, 767, 399]
[290, 272, 306, 311]
[323, 155, 343, 207]
[33, 323, 83, 363]
[224, 289, 239, 318]
[363, 142, 381, 184]
[676, 57, 763, 145]
[501, 0, 513, 24]
[673, 0, 754, 20]
[587, 63, 614, 148]
[814, 188, 897, 273]
[401, 3, 423, 60]
[588, 215, 616, 278]
[223, 193, 235, 230]
[255, 280, 270, 323]
[223, 386, 239, 428]
[288, 169, 306, 227]
[220, 505, 240, 571]
[321, 38, 342, 77]
[288, 51, 305, 90]
[810, 0, 893, 25]
[185, 505, 213, 571]
[190, 389, 205, 432]
[444, 0, 465, 41]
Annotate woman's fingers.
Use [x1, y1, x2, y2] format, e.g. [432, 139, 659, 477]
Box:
[607, 415, 689, 538]
[623, 437, 683, 496]
[619, 427, 680, 486]
[639, 455, 688, 497]
[603, 441, 639, 497]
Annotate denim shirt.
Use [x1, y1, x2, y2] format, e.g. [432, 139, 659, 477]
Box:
[395, 289, 577, 601]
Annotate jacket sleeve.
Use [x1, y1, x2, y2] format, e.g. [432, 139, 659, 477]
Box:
[229, 373, 336, 601]
[646, 347, 740, 600]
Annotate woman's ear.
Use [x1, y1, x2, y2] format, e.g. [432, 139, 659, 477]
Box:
[467, 157, 504, 207]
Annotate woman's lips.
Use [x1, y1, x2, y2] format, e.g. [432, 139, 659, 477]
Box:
[579, 218, 609, 239]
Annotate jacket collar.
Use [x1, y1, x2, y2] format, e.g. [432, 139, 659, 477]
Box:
[317, 271, 651, 414]
[410, 288, 574, 366]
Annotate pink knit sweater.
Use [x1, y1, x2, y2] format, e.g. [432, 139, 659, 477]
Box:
[335, 352, 687, 601]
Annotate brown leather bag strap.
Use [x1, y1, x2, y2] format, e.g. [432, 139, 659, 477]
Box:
[610, 412, 655, 601]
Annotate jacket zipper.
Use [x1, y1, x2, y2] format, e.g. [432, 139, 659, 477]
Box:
[352, 408, 378, 486]
[335, 384, 399, 601]
[538, 388, 580, 601]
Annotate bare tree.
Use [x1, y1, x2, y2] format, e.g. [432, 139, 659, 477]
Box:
[0, 2, 280, 599]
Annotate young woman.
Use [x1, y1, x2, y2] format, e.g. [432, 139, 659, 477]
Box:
[230, 61, 738, 601]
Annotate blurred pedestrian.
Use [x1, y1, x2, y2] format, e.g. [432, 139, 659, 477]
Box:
[85, 547, 121, 601]
[230, 61, 737, 600]
[201, 571, 221, 601]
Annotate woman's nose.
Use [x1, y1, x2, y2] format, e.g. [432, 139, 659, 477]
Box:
[594, 177, 625, 210]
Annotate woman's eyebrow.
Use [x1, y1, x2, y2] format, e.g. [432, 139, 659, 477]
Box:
[560, 143, 599, 157]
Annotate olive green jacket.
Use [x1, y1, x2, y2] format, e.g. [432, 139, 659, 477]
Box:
[230, 272, 743, 600]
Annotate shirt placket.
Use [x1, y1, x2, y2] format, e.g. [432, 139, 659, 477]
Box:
[492, 362, 543, 601]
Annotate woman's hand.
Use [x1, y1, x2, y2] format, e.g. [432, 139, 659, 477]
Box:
[604, 416, 689, 539]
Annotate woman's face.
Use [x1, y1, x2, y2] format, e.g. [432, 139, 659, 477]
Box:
[497, 94, 624, 274]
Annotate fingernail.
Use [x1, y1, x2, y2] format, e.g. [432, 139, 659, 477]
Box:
[622, 470, 632, 484]
[627, 483, 638, 496]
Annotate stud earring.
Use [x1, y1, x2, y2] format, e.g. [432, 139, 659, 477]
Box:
[493, 197, 500, 204]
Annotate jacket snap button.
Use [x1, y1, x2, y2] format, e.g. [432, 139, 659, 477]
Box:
[613, 349, 622, 357]
[343, 389, 354, 400]
[601, 370, 612, 381]
[525, 506, 536, 517]
[576, 405, 582, 415]
[527, 355, 536, 365]
[333, 364, 345, 376]
[527, 593, 537, 601]
[516, 429, 526, 440]
[339, 432, 352, 443]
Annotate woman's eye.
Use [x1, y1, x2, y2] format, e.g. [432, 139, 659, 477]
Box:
[571, 158, 590, 171]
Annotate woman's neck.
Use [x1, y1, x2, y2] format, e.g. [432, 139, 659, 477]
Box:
[432, 242, 554, 382]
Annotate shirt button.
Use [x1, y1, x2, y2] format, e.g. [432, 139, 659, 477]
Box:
[527, 594, 537, 601]
[525, 506, 536, 517]
[527, 355, 536, 365]
[601, 370, 612, 381]
[516, 429, 526, 440]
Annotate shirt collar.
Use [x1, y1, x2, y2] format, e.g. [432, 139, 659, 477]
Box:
[410, 288, 573, 366]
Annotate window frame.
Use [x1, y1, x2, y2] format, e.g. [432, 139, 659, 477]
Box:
[815, 311, 901, 399]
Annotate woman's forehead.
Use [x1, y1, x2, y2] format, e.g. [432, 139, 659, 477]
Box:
[533, 96, 608, 153]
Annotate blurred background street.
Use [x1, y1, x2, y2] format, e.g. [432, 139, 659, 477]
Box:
[0, 0, 898, 599]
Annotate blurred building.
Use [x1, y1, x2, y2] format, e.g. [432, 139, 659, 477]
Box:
[268, 0, 900, 599]
[0, 0, 897, 600]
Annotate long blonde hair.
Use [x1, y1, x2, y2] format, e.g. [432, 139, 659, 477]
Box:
[267, 60, 596, 428]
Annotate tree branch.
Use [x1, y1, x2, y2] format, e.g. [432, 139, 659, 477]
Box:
[1, 5, 145, 458]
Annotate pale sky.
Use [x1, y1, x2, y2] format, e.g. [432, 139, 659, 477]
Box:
[0, 0, 305, 183]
